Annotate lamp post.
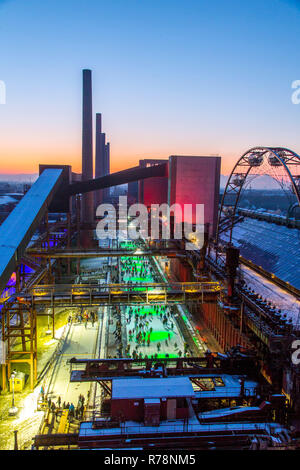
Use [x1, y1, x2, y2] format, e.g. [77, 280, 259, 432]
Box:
[8, 371, 18, 416]
[14, 430, 18, 450]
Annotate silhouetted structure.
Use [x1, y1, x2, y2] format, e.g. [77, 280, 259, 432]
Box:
[95, 113, 105, 208]
[82, 69, 94, 223]
[104, 141, 110, 201]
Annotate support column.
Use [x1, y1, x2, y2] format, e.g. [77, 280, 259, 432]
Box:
[16, 265, 26, 352]
[30, 304, 35, 390]
[1, 308, 6, 391]
[52, 305, 55, 339]
[45, 210, 52, 283]
[67, 212, 71, 275]
[33, 306, 37, 384]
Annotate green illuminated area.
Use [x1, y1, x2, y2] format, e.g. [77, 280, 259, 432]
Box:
[120, 250, 155, 289]
[121, 256, 142, 263]
[119, 241, 137, 250]
[131, 306, 165, 316]
[123, 276, 153, 283]
[147, 330, 174, 342]
[121, 239, 185, 359]
[156, 353, 179, 359]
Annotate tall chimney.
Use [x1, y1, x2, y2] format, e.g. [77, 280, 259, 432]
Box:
[82, 69, 94, 223]
[95, 112, 105, 207]
[105, 142, 110, 175]
[104, 142, 110, 201]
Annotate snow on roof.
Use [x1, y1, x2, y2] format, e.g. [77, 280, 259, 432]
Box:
[79, 420, 286, 438]
[112, 377, 195, 400]
[199, 406, 259, 419]
[224, 217, 300, 292]
[0, 195, 17, 205]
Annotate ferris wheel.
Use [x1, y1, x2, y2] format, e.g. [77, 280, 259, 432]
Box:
[216, 146, 300, 246]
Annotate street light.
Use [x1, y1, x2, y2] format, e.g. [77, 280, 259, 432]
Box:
[8, 371, 18, 416]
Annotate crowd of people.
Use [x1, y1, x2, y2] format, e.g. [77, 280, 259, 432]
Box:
[110, 305, 123, 357]
[116, 250, 191, 360]
[44, 391, 90, 423]
[38, 240, 193, 434]
[120, 256, 154, 283]
[68, 309, 97, 328]
[125, 304, 183, 358]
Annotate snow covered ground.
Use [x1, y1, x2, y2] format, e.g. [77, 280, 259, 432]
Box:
[242, 265, 300, 326]
[46, 319, 98, 405]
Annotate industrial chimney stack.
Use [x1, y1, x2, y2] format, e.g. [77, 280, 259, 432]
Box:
[104, 141, 110, 200]
[95, 112, 105, 208]
[82, 69, 94, 223]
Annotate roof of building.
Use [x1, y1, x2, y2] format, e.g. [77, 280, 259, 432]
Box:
[112, 377, 195, 400]
[0, 195, 18, 205]
[199, 406, 260, 419]
[223, 218, 300, 290]
[79, 420, 286, 439]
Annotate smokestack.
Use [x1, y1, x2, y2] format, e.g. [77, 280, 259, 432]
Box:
[104, 142, 110, 201]
[95, 113, 106, 207]
[82, 69, 94, 222]
[105, 142, 110, 175]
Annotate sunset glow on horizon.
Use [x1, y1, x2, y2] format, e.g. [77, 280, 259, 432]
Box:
[1, 0, 300, 177]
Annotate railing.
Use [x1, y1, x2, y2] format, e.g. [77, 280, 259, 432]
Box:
[28, 281, 220, 297]
[193, 386, 257, 398]
[80, 420, 274, 437]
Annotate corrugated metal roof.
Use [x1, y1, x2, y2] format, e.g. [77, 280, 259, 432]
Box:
[224, 218, 300, 290]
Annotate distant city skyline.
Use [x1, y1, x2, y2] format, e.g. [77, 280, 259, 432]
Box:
[0, 0, 300, 175]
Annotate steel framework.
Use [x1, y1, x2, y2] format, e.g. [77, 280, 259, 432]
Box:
[1, 302, 37, 391]
[13, 281, 221, 307]
[216, 146, 300, 246]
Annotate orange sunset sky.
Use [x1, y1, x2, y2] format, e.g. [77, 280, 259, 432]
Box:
[1, 0, 300, 177]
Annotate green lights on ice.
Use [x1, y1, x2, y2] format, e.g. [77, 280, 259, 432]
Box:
[147, 331, 174, 342]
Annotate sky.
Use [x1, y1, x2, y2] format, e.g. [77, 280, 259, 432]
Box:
[0, 0, 300, 175]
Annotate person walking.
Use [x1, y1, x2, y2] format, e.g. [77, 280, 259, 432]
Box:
[51, 401, 56, 414]
[69, 402, 75, 422]
[80, 402, 85, 419]
[84, 311, 89, 329]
